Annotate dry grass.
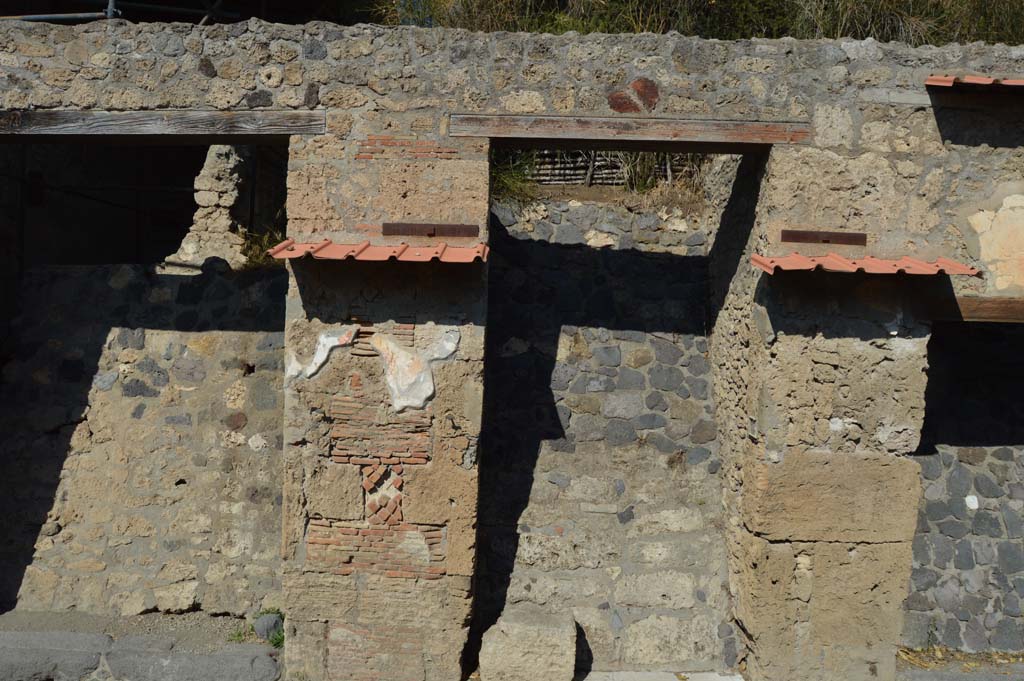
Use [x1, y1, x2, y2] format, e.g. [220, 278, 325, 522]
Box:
[373, 0, 1024, 46]
[899, 646, 1024, 672]
[240, 227, 285, 269]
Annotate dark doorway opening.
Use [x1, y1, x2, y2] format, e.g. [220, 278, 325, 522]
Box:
[0, 139, 289, 613]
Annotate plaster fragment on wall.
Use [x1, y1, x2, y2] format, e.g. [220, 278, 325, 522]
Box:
[284, 352, 303, 380]
[285, 326, 358, 381]
[426, 328, 460, 361]
[370, 334, 434, 412]
[305, 327, 358, 378]
[369, 328, 460, 412]
[970, 195, 1024, 291]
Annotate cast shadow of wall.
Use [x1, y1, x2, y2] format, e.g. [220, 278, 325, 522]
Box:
[0, 259, 286, 611]
[468, 153, 768, 674]
[928, 90, 1024, 148]
[752, 270, 958, 341]
[917, 321, 1024, 450]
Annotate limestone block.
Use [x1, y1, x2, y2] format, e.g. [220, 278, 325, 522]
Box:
[969, 192, 1024, 292]
[614, 570, 696, 609]
[733, 531, 913, 681]
[743, 450, 921, 543]
[281, 570, 360, 622]
[305, 462, 363, 521]
[479, 605, 576, 681]
[284, 620, 328, 681]
[620, 613, 717, 669]
[153, 580, 198, 613]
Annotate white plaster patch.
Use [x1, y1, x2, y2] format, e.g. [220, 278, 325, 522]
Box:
[966, 495, 979, 510]
[426, 328, 460, 362]
[370, 334, 434, 412]
[284, 352, 303, 380]
[284, 327, 358, 381]
[305, 327, 359, 378]
[248, 434, 268, 452]
[969, 194, 1024, 291]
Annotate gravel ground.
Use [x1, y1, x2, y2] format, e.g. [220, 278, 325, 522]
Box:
[0, 609, 252, 654]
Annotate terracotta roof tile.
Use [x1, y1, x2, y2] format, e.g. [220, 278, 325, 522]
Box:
[926, 74, 1024, 89]
[752, 252, 979, 276]
[268, 239, 489, 264]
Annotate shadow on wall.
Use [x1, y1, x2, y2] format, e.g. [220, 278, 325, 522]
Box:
[468, 153, 769, 672]
[0, 259, 286, 611]
[918, 322, 1024, 449]
[928, 91, 1024, 149]
[752, 270, 957, 341]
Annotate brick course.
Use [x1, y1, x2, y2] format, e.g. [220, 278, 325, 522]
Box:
[307, 520, 446, 580]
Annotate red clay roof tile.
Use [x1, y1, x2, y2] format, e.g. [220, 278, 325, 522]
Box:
[268, 239, 489, 264]
[926, 74, 1024, 89]
[752, 252, 979, 276]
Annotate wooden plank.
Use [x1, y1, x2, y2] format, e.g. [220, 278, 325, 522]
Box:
[0, 110, 326, 135]
[382, 223, 479, 238]
[951, 297, 1024, 323]
[450, 114, 811, 146]
[781, 229, 867, 246]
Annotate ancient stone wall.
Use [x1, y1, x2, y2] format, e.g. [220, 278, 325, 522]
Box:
[0, 263, 286, 616]
[3, 17, 1024, 681]
[280, 120, 489, 681]
[903, 322, 1024, 652]
[476, 194, 735, 672]
[3, 20, 1023, 290]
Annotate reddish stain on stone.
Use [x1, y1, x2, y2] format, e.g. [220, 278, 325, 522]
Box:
[224, 412, 248, 431]
[629, 77, 660, 111]
[607, 90, 641, 113]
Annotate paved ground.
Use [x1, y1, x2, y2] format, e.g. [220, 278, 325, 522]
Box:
[0, 610, 279, 681]
[581, 674, 742, 681]
[578, 668, 1024, 681]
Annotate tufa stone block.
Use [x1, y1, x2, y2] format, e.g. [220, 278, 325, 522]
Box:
[743, 449, 921, 543]
[306, 462, 363, 521]
[479, 605, 577, 681]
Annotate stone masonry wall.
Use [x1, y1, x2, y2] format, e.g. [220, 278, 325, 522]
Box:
[0, 263, 286, 616]
[3, 22, 1023, 292]
[903, 322, 1024, 652]
[477, 193, 736, 672]
[5, 18, 1024, 681]
[280, 119, 489, 681]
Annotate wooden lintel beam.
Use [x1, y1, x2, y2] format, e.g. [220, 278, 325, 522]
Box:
[944, 296, 1024, 323]
[450, 114, 811, 147]
[0, 110, 326, 135]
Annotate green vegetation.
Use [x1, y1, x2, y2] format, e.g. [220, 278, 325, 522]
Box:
[490, 148, 538, 203]
[257, 606, 284, 617]
[227, 625, 251, 643]
[375, 0, 1024, 198]
[373, 0, 1024, 47]
[269, 629, 286, 649]
[240, 227, 285, 269]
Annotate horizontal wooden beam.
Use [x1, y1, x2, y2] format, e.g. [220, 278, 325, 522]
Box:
[947, 296, 1024, 323]
[0, 110, 326, 135]
[450, 114, 811, 148]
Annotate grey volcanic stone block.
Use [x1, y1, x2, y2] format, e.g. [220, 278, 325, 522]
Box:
[254, 613, 284, 641]
[0, 631, 111, 681]
[479, 606, 576, 681]
[106, 644, 280, 681]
